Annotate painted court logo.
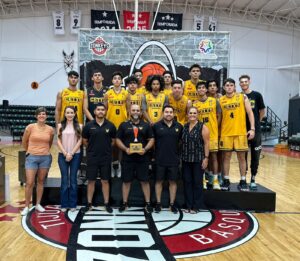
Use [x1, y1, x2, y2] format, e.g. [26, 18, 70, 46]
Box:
[89, 37, 110, 56]
[22, 206, 258, 260]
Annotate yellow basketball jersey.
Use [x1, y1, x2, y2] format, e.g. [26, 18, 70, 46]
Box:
[106, 88, 128, 129]
[128, 92, 143, 108]
[193, 97, 218, 140]
[60, 88, 84, 124]
[168, 94, 188, 125]
[145, 92, 166, 123]
[136, 86, 147, 95]
[220, 93, 247, 136]
[163, 88, 172, 97]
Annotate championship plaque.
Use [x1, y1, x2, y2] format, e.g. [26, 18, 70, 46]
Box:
[129, 126, 143, 153]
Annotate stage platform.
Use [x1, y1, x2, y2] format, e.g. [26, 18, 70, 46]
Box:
[33, 177, 276, 212]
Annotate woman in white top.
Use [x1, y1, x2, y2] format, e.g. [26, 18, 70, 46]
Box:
[57, 106, 82, 212]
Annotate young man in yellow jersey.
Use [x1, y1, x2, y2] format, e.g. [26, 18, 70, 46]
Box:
[142, 75, 168, 125]
[219, 78, 255, 191]
[184, 64, 206, 102]
[163, 71, 173, 97]
[104, 71, 129, 177]
[207, 80, 222, 99]
[125, 75, 144, 110]
[168, 80, 190, 126]
[193, 81, 221, 190]
[133, 69, 147, 95]
[55, 71, 85, 125]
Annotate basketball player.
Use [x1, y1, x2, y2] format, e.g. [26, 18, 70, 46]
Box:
[207, 80, 222, 99]
[55, 71, 85, 125]
[104, 71, 129, 177]
[239, 75, 265, 191]
[163, 71, 173, 97]
[184, 64, 206, 102]
[82, 103, 116, 213]
[142, 75, 168, 125]
[83, 70, 108, 122]
[126, 75, 144, 110]
[133, 69, 147, 95]
[219, 78, 255, 191]
[116, 104, 154, 213]
[193, 81, 221, 190]
[153, 105, 183, 214]
[168, 80, 190, 126]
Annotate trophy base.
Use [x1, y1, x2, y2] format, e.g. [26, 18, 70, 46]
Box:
[129, 143, 143, 153]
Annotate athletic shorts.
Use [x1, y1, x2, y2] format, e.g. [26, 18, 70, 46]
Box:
[86, 164, 111, 181]
[155, 165, 178, 181]
[219, 135, 248, 151]
[210, 139, 219, 152]
[25, 154, 52, 170]
[121, 161, 149, 183]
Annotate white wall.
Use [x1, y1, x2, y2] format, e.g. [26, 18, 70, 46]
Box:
[0, 13, 299, 121]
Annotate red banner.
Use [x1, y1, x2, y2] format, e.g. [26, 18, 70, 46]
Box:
[123, 11, 150, 30]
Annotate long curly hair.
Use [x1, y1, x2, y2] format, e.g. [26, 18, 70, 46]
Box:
[58, 106, 81, 140]
[145, 74, 165, 92]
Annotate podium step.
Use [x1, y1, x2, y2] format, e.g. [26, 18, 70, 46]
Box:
[33, 178, 276, 213]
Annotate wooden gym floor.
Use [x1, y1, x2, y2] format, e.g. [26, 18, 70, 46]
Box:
[0, 141, 299, 261]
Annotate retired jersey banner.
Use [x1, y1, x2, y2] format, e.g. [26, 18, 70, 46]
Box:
[194, 15, 204, 31]
[52, 11, 65, 35]
[70, 10, 81, 34]
[153, 12, 183, 31]
[91, 10, 120, 29]
[208, 16, 217, 31]
[123, 11, 150, 30]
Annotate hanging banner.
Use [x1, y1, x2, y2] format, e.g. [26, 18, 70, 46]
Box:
[194, 15, 204, 31]
[123, 11, 150, 30]
[52, 11, 65, 35]
[70, 10, 81, 34]
[91, 10, 120, 29]
[208, 16, 217, 31]
[153, 12, 183, 31]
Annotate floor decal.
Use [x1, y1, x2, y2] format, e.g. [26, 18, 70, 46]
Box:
[22, 205, 259, 260]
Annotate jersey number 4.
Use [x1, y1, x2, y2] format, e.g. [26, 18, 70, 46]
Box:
[230, 112, 234, 119]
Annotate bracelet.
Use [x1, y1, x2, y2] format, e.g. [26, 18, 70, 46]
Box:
[204, 156, 209, 159]
[250, 128, 255, 131]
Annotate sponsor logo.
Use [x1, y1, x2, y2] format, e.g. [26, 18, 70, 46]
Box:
[194, 39, 217, 60]
[89, 37, 110, 56]
[22, 206, 258, 260]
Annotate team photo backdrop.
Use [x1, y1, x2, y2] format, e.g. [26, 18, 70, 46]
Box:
[79, 30, 230, 89]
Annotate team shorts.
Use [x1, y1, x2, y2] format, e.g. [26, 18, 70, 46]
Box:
[155, 165, 178, 181]
[121, 161, 149, 183]
[25, 154, 52, 170]
[86, 164, 111, 181]
[219, 135, 248, 151]
[210, 139, 219, 152]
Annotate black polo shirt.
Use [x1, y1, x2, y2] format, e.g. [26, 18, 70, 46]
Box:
[117, 120, 154, 162]
[82, 119, 116, 164]
[153, 120, 183, 166]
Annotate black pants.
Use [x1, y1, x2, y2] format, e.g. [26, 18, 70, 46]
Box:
[246, 133, 262, 178]
[182, 162, 205, 210]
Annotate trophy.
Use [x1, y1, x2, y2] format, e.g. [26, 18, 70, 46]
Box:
[129, 126, 143, 153]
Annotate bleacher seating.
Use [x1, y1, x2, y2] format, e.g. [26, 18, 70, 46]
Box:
[289, 133, 300, 151]
[260, 116, 272, 133]
[0, 105, 55, 141]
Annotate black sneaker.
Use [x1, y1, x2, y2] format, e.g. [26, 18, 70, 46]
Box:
[238, 180, 249, 192]
[145, 203, 153, 214]
[105, 203, 113, 213]
[82, 203, 92, 213]
[119, 202, 128, 213]
[155, 203, 162, 213]
[221, 179, 230, 191]
[170, 204, 178, 214]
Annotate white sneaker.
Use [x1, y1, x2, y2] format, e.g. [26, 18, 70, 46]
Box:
[116, 166, 121, 178]
[61, 208, 67, 212]
[21, 207, 29, 216]
[35, 204, 45, 212]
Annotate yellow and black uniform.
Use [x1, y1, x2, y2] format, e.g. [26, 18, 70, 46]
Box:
[184, 79, 206, 102]
[193, 97, 219, 151]
[128, 91, 143, 108]
[163, 88, 172, 97]
[136, 86, 147, 95]
[60, 88, 84, 124]
[143, 92, 167, 123]
[86, 86, 108, 119]
[106, 88, 128, 129]
[168, 94, 188, 126]
[219, 93, 248, 151]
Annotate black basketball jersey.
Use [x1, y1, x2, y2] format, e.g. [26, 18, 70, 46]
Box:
[87, 86, 109, 118]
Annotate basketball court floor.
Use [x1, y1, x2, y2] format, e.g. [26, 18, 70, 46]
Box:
[0, 139, 299, 260]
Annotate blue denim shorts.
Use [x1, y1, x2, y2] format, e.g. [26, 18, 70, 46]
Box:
[25, 154, 52, 170]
